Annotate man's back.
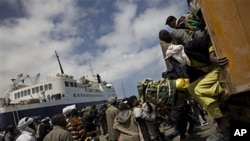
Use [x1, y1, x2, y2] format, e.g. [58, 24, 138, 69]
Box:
[15, 131, 37, 141]
[43, 126, 72, 141]
[106, 105, 119, 141]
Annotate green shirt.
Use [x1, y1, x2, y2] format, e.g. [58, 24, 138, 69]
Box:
[43, 126, 72, 141]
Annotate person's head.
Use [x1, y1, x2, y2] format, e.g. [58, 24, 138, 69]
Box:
[62, 104, 76, 117]
[41, 117, 50, 124]
[92, 104, 96, 109]
[51, 114, 67, 128]
[6, 125, 15, 133]
[17, 117, 35, 131]
[128, 95, 139, 108]
[166, 15, 177, 28]
[159, 29, 172, 43]
[108, 96, 117, 105]
[119, 97, 130, 110]
[69, 108, 78, 117]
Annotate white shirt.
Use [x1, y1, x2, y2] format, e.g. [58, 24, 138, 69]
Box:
[16, 130, 37, 141]
[165, 44, 191, 66]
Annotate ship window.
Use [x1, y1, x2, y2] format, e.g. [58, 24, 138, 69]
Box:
[48, 84, 52, 89]
[36, 87, 39, 93]
[70, 82, 74, 87]
[44, 84, 48, 90]
[24, 90, 27, 96]
[21, 91, 24, 97]
[28, 89, 31, 95]
[15, 93, 17, 99]
[17, 92, 20, 98]
[40, 86, 43, 91]
[74, 82, 77, 87]
[77, 93, 80, 97]
[65, 81, 69, 87]
[32, 88, 35, 94]
[73, 93, 76, 97]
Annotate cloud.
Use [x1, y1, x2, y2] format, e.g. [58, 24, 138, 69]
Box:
[0, 0, 189, 98]
[0, 0, 83, 91]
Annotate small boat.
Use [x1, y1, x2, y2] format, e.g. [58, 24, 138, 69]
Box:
[0, 51, 117, 129]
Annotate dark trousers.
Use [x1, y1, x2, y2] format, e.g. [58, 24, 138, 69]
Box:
[168, 106, 195, 139]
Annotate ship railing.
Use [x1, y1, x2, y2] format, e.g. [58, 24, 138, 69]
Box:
[27, 75, 71, 84]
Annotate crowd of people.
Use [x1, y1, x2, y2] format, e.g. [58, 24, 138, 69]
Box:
[0, 95, 210, 141]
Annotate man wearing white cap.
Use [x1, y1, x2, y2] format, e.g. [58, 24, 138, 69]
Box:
[15, 117, 37, 141]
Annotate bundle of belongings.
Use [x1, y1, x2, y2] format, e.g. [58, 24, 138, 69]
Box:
[137, 78, 189, 106]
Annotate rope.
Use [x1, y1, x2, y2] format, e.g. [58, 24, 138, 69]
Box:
[145, 82, 150, 102]
[157, 82, 160, 103]
[167, 79, 172, 104]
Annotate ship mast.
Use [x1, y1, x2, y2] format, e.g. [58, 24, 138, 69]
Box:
[122, 82, 126, 97]
[55, 51, 64, 74]
[88, 59, 95, 80]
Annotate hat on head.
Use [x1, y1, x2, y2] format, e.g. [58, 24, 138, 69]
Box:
[108, 96, 117, 104]
[41, 117, 50, 123]
[62, 104, 76, 115]
[17, 117, 34, 129]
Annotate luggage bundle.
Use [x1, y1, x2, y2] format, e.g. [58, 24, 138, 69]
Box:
[137, 78, 177, 106]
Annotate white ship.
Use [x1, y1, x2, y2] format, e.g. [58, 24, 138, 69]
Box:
[0, 51, 116, 129]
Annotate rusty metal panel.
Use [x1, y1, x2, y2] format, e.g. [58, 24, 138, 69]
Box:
[199, 0, 250, 93]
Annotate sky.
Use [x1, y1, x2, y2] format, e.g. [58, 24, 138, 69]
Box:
[0, 0, 190, 98]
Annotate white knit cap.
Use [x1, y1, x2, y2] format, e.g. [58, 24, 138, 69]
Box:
[17, 117, 34, 129]
[62, 104, 76, 115]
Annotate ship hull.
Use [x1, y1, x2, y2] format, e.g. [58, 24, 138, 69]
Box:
[0, 100, 106, 129]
